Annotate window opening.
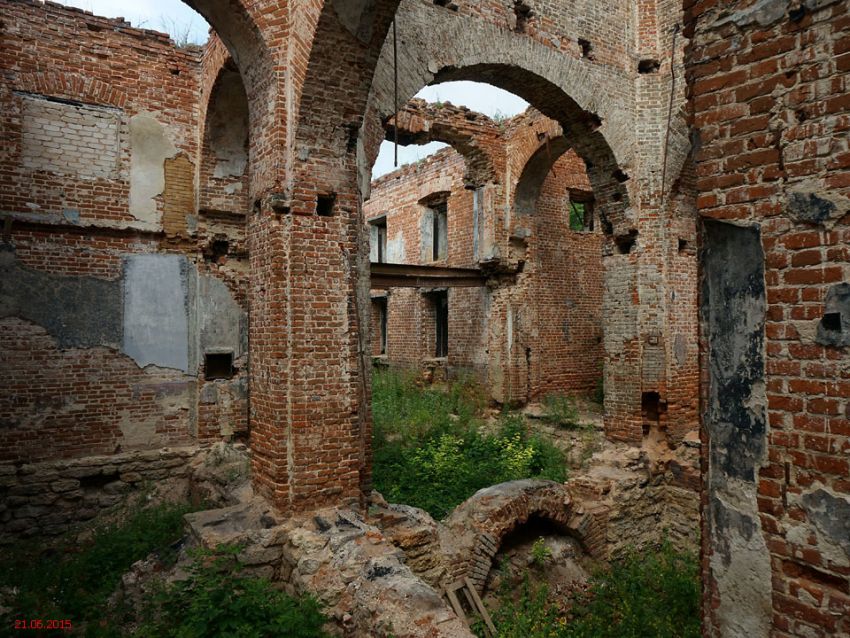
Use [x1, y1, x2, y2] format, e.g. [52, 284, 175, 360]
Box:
[432, 201, 448, 261]
[371, 217, 388, 263]
[434, 291, 448, 358]
[317, 193, 335, 216]
[378, 298, 388, 354]
[205, 352, 234, 380]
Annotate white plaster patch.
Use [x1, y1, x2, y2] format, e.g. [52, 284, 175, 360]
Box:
[387, 233, 405, 263]
[129, 112, 178, 225]
[711, 488, 772, 638]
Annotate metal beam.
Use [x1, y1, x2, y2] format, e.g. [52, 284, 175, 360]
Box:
[370, 262, 486, 289]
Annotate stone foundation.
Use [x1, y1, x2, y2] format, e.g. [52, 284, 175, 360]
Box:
[0, 447, 200, 543]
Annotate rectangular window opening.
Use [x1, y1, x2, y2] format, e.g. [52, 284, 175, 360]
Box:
[317, 193, 336, 216]
[378, 298, 388, 354]
[205, 352, 234, 380]
[432, 201, 448, 261]
[434, 291, 448, 358]
[377, 220, 387, 264]
[568, 191, 595, 231]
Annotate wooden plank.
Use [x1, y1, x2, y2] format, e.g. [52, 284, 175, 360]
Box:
[445, 587, 468, 626]
[464, 577, 497, 636]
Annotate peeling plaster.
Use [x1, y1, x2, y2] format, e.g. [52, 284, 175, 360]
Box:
[702, 220, 772, 637]
[129, 112, 178, 225]
[122, 254, 191, 372]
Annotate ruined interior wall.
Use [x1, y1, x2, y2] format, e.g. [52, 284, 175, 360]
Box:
[0, 0, 249, 533]
[522, 150, 604, 400]
[685, 1, 850, 635]
[366, 148, 488, 375]
[0, 0, 200, 231]
[0, 232, 198, 463]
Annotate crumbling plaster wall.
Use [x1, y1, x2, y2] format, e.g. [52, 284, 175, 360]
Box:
[0, 0, 251, 541]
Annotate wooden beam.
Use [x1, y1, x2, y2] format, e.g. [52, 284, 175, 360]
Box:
[370, 262, 486, 289]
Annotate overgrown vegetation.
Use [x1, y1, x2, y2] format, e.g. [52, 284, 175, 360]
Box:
[0, 504, 330, 637]
[0, 501, 193, 628]
[480, 542, 700, 638]
[372, 370, 566, 519]
[541, 394, 589, 430]
[137, 546, 330, 638]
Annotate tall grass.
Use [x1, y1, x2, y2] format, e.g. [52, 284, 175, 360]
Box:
[372, 370, 566, 519]
[482, 542, 701, 638]
[0, 501, 194, 631]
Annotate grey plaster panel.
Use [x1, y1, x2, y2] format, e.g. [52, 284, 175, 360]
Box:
[0, 246, 121, 348]
[199, 274, 246, 358]
[122, 254, 189, 372]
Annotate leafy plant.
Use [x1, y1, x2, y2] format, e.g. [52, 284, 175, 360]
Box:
[137, 546, 330, 638]
[594, 375, 604, 405]
[372, 371, 566, 519]
[541, 394, 587, 430]
[530, 538, 552, 566]
[0, 501, 194, 632]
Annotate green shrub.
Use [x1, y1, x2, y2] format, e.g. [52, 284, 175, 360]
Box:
[0, 501, 194, 628]
[562, 542, 700, 638]
[531, 538, 552, 567]
[481, 542, 701, 638]
[137, 546, 330, 638]
[541, 394, 587, 430]
[372, 371, 566, 519]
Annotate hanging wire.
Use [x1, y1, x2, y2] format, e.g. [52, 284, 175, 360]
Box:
[393, 18, 399, 167]
[660, 24, 680, 199]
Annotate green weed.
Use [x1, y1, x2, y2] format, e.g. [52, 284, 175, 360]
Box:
[482, 542, 701, 638]
[0, 502, 192, 623]
[136, 545, 330, 638]
[541, 394, 588, 431]
[372, 371, 566, 519]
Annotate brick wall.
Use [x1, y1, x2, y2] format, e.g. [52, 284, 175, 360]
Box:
[685, 0, 850, 635]
[366, 106, 604, 400]
[0, 2, 248, 490]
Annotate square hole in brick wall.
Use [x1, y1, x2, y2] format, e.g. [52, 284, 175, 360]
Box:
[317, 193, 336, 216]
[205, 352, 234, 380]
[822, 312, 842, 332]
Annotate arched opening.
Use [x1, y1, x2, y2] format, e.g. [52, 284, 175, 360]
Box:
[195, 54, 252, 443]
[483, 514, 592, 605]
[365, 82, 527, 386]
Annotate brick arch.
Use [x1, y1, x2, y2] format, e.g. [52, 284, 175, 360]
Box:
[181, 0, 278, 197]
[14, 72, 129, 110]
[384, 98, 502, 188]
[442, 479, 606, 592]
[364, 0, 636, 235]
[514, 135, 572, 213]
[198, 53, 250, 214]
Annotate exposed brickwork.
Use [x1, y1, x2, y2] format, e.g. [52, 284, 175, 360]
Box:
[366, 104, 604, 402]
[0, 2, 248, 496]
[685, 0, 850, 635]
[15, 6, 847, 636]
